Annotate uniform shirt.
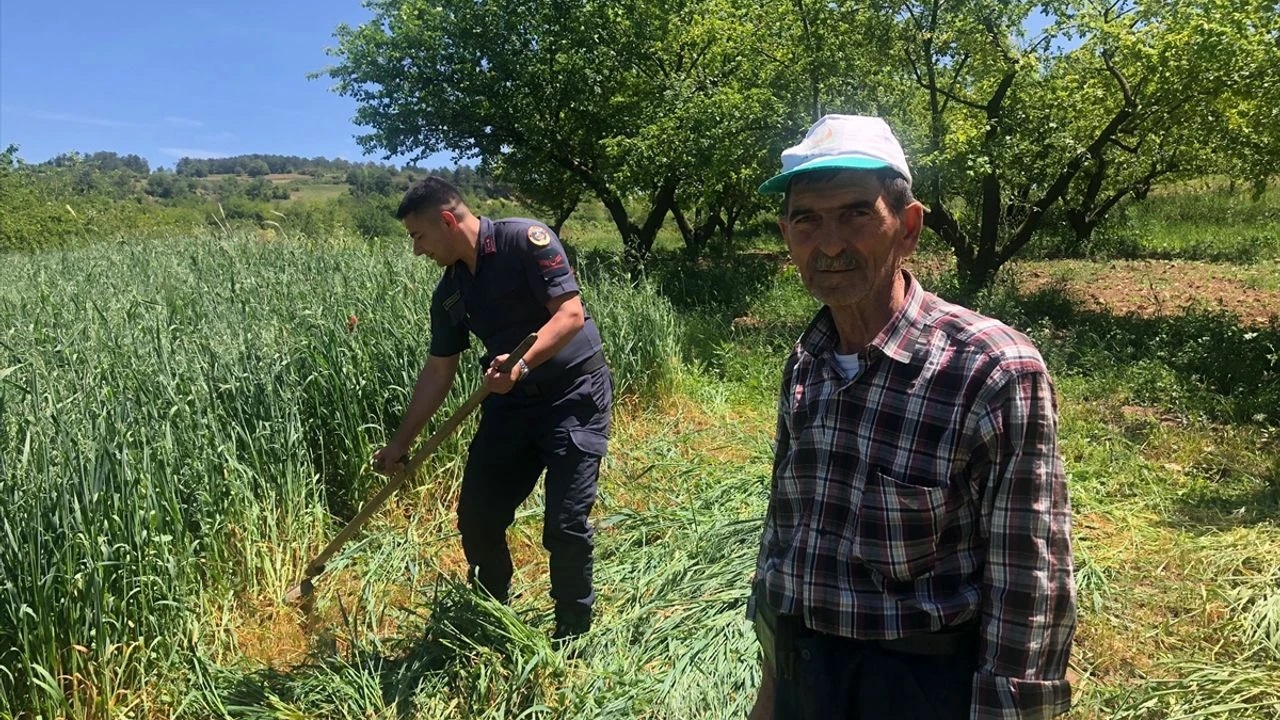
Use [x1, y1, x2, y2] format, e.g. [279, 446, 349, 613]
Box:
[428, 217, 603, 381]
[755, 270, 1076, 719]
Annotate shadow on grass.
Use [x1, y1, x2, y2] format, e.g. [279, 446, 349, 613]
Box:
[1165, 452, 1280, 531]
[202, 585, 561, 718]
[950, 280, 1280, 428]
[956, 280, 1280, 529]
[572, 246, 784, 319]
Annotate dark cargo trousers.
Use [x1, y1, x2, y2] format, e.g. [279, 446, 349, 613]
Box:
[457, 365, 611, 618]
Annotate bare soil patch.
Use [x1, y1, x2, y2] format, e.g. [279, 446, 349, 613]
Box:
[1017, 259, 1280, 326]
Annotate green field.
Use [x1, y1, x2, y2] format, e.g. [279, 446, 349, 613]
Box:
[2, 210, 1279, 718]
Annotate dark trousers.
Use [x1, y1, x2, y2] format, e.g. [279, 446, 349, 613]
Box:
[770, 613, 976, 720]
[457, 365, 611, 616]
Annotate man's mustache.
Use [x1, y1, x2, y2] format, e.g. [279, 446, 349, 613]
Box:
[811, 252, 861, 271]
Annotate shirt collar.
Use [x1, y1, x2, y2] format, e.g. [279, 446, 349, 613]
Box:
[799, 269, 926, 365]
[475, 216, 493, 260]
[451, 216, 493, 280]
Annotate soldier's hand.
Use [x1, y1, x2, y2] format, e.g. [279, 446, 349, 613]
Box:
[372, 444, 409, 475]
[483, 353, 521, 395]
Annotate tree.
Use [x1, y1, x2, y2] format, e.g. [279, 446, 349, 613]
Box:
[245, 177, 279, 200]
[870, 0, 1280, 288]
[492, 156, 583, 234]
[146, 171, 178, 199]
[324, 0, 795, 263]
[245, 159, 271, 177]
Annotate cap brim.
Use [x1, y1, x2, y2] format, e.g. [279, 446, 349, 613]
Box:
[757, 156, 894, 195]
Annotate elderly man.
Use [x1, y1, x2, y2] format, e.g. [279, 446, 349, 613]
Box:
[747, 115, 1076, 719]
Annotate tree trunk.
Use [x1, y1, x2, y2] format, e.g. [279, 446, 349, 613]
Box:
[549, 193, 579, 235]
[670, 202, 703, 258]
[671, 201, 724, 259]
[634, 176, 679, 261]
[723, 204, 741, 245]
[1251, 177, 1268, 202]
[1065, 208, 1096, 247]
[598, 191, 640, 262]
[924, 201, 1001, 293]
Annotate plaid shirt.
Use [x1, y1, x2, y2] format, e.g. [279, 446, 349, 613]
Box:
[754, 271, 1076, 719]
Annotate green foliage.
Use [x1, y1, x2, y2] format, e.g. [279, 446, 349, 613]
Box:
[0, 148, 206, 252]
[859, 0, 1280, 287]
[346, 165, 417, 199]
[45, 150, 150, 175]
[0, 148, 434, 251]
[0, 235, 682, 716]
[318, 0, 1279, 278]
[324, 0, 798, 260]
[245, 159, 271, 177]
[145, 169, 197, 199]
[175, 154, 312, 177]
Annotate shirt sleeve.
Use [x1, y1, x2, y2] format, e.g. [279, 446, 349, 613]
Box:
[428, 276, 469, 358]
[517, 223, 581, 304]
[969, 370, 1076, 720]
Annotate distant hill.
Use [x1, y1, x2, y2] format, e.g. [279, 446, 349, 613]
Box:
[173, 154, 371, 178]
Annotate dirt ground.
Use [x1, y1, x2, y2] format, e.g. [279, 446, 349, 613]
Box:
[1013, 259, 1280, 326]
[901, 254, 1279, 326]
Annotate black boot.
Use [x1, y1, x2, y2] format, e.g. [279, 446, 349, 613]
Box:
[468, 565, 509, 605]
[552, 606, 592, 641]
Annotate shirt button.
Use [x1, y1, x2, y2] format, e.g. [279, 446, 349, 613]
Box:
[801, 649, 812, 661]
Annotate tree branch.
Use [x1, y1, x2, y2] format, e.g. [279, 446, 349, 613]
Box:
[1102, 49, 1135, 107]
[910, 71, 988, 112]
[1001, 47, 1142, 260]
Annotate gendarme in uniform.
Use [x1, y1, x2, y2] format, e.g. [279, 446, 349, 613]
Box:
[429, 216, 611, 629]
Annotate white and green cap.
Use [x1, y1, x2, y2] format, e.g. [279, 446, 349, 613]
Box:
[758, 114, 912, 194]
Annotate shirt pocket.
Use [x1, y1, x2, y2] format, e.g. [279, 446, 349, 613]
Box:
[848, 469, 948, 582]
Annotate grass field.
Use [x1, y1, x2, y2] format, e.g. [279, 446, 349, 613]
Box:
[287, 183, 352, 203]
[1, 192, 1278, 718]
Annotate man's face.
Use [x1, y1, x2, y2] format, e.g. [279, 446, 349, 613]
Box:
[780, 171, 920, 309]
[403, 210, 453, 267]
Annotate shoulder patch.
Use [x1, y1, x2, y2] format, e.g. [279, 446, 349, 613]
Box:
[533, 246, 571, 279]
[527, 225, 551, 247]
[442, 290, 461, 311]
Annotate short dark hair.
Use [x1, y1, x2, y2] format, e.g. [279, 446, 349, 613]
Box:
[783, 168, 915, 215]
[396, 176, 468, 219]
[874, 169, 915, 214]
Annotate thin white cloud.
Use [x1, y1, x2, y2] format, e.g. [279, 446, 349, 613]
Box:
[21, 108, 149, 129]
[159, 147, 229, 160]
[163, 116, 204, 128]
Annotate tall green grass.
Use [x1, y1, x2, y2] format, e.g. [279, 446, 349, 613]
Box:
[0, 233, 681, 717]
[1121, 183, 1280, 263]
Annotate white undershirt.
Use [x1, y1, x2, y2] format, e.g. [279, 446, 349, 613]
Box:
[832, 352, 863, 381]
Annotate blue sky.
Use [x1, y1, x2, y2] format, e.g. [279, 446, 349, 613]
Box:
[0, 0, 452, 169]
